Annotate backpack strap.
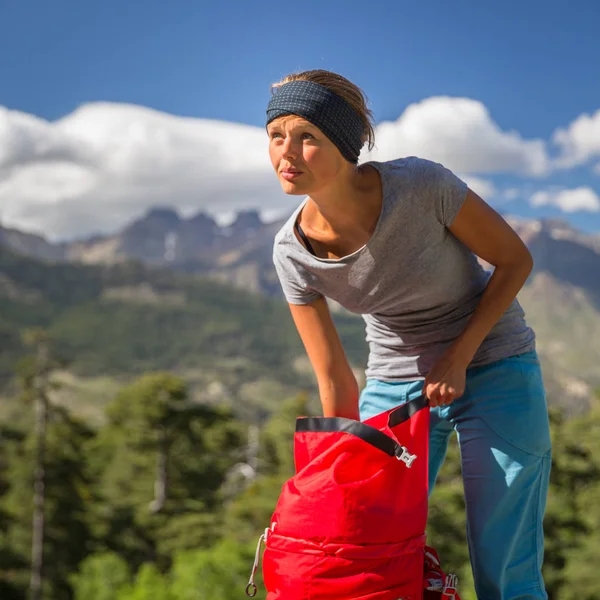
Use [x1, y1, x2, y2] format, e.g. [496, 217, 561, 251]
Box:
[296, 416, 406, 459]
[388, 394, 429, 428]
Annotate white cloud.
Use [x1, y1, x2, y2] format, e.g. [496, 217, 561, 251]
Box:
[0, 97, 559, 240]
[0, 107, 93, 168]
[459, 175, 496, 199]
[361, 97, 550, 177]
[530, 187, 600, 213]
[553, 108, 600, 168]
[0, 103, 279, 240]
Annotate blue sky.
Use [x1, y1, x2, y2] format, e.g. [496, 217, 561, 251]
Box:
[1, 0, 600, 238]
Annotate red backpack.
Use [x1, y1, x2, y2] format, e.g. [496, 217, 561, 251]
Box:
[246, 396, 461, 600]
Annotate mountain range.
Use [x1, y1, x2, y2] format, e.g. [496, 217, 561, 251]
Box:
[0, 208, 599, 414]
[1, 208, 283, 296]
[3, 207, 600, 301]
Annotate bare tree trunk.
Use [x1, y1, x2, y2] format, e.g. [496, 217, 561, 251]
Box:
[149, 425, 168, 514]
[30, 338, 49, 600]
[30, 393, 47, 600]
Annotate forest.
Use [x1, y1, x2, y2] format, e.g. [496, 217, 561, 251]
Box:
[1, 332, 599, 599]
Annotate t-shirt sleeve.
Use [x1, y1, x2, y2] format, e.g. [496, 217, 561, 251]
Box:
[417, 159, 469, 227]
[272, 242, 323, 305]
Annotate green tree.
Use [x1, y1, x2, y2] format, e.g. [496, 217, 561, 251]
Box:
[221, 395, 308, 546]
[11, 329, 76, 600]
[0, 424, 28, 599]
[2, 405, 93, 599]
[106, 373, 191, 515]
[87, 373, 244, 570]
[19, 329, 55, 600]
[168, 540, 255, 600]
[118, 563, 171, 600]
[70, 552, 131, 600]
[259, 393, 309, 477]
[548, 392, 600, 599]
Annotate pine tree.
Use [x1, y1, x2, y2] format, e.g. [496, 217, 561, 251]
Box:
[17, 330, 62, 600]
[87, 372, 244, 569]
[0, 424, 28, 599]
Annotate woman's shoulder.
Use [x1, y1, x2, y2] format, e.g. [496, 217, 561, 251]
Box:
[378, 156, 448, 174]
[376, 157, 463, 195]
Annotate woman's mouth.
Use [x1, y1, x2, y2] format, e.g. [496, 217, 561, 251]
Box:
[281, 170, 302, 181]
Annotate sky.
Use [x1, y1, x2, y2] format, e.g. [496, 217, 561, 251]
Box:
[1, 0, 600, 240]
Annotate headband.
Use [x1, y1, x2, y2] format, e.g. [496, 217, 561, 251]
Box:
[266, 80, 365, 163]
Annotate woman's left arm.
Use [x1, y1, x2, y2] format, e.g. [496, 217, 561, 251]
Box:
[424, 188, 534, 407]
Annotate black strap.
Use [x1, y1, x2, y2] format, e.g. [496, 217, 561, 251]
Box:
[295, 221, 318, 256]
[388, 394, 429, 428]
[295, 395, 429, 458]
[296, 416, 399, 457]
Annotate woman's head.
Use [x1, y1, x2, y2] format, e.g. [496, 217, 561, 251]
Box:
[266, 70, 375, 196]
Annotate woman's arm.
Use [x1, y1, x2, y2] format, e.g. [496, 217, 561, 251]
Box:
[288, 297, 360, 420]
[448, 188, 533, 362]
[425, 188, 534, 406]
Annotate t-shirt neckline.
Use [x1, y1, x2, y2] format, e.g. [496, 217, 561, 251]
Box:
[291, 160, 387, 263]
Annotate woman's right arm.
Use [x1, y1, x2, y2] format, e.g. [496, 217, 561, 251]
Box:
[288, 297, 360, 420]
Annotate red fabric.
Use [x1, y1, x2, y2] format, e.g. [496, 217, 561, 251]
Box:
[262, 404, 438, 600]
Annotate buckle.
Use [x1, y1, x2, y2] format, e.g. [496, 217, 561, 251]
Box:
[395, 445, 417, 467]
[443, 573, 458, 598]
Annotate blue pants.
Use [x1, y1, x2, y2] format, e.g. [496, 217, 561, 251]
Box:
[359, 351, 552, 600]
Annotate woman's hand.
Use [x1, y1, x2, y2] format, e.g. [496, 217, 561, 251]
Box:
[424, 350, 468, 407]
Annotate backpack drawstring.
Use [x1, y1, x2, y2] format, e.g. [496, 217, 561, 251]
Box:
[246, 523, 276, 597]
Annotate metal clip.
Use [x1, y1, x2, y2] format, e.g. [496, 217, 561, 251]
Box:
[395, 445, 417, 468]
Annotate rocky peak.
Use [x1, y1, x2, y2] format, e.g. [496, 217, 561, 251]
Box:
[184, 211, 219, 235]
[227, 210, 263, 239]
[138, 207, 181, 227]
[176, 211, 220, 257]
[121, 207, 182, 239]
[119, 207, 182, 260]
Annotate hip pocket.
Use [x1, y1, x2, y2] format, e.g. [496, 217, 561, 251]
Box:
[468, 353, 552, 457]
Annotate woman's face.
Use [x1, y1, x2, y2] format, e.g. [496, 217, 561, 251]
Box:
[267, 115, 347, 196]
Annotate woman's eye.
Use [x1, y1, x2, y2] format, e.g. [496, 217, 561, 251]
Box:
[269, 131, 313, 140]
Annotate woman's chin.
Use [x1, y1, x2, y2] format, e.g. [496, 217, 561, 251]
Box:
[280, 180, 309, 195]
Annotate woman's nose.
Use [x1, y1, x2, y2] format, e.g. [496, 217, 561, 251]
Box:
[282, 136, 298, 160]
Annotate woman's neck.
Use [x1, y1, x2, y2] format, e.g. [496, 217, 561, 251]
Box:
[304, 163, 382, 244]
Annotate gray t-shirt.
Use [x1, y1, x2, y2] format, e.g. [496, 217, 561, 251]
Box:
[272, 157, 536, 381]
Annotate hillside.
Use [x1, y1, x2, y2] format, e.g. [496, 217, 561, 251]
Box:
[518, 273, 600, 413]
[0, 246, 367, 422]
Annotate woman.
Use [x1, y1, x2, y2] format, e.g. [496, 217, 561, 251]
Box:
[268, 69, 552, 599]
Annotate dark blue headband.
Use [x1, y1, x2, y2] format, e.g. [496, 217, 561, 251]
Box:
[266, 80, 365, 163]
